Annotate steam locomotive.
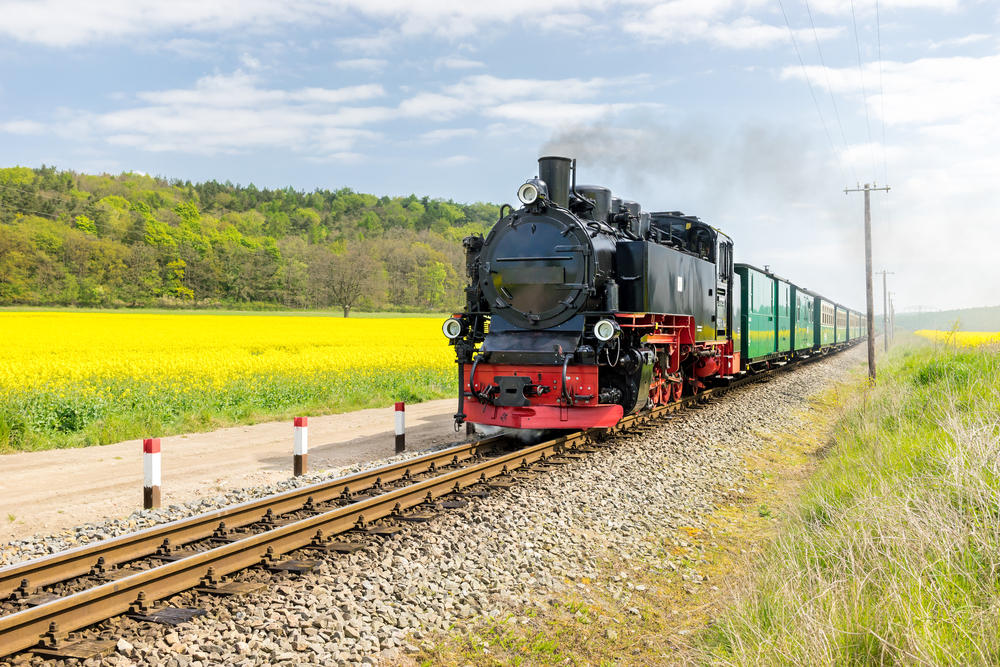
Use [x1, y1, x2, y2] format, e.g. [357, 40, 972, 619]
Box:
[443, 156, 864, 431]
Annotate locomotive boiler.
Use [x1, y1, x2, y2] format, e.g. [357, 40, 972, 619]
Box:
[443, 156, 740, 431]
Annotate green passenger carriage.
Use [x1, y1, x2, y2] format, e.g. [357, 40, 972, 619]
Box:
[776, 277, 791, 354]
[835, 306, 848, 344]
[734, 264, 777, 363]
[814, 296, 836, 347]
[792, 287, 815, 352]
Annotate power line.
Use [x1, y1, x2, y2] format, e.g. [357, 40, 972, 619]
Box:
[849, 0, 879, 183]
[803, 0, 858, 185]
[777, 0, 846, 184]
[874, 0, 890, 185]
[872, 0, 892, 236]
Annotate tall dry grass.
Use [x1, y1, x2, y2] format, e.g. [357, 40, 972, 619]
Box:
[702, 343, 1000, 665]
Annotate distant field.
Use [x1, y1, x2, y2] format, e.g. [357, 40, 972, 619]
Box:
[916, 329, 1000, 346]
[0, 311, 454, 452]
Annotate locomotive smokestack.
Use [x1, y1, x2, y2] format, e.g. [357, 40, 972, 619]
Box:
[538, 155, 571, 208]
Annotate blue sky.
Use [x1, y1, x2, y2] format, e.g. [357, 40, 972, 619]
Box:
[1, 0, 997, 312]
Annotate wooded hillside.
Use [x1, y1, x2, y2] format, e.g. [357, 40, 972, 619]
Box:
[0, 166, 499, 313]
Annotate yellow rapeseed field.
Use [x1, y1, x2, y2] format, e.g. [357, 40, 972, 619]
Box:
[0, 312, 454, 451]
[915, 330, 1000, 347]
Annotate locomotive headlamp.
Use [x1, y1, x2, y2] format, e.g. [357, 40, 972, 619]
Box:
[517, 178, 548, 205]
[517, 182, 539, 205]
[442, 317, 464, 339]
[593, 318, 619, 342]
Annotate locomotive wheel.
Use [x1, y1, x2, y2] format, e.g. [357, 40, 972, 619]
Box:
[671, 382, 683, 402]
[650, 365, 669, 406]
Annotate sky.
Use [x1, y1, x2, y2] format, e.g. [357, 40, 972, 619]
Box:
[0, 0, 997, 313]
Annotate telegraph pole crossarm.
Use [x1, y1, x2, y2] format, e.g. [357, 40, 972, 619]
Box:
[845, 183, 891, 382]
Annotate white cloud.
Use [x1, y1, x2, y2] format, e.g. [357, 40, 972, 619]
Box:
[537, 12, 595, 33]
[398, 92, 465, 120]
[240, 53, 262, 70]
[395, 74, 647, 123]
[806, 0, 960, 15]
[418, 128, 477, 142]
[433, 155, 474, 166]
[781, 50, 1000, 308]
[0, 71, 649, 157]
[487, 101, 647, 128]
[304, 151, 366, 164]
[782, 54, 1000, 130]
[0, 0, 855, 50]
[0, 120, 45, 134]
[336, 58, 388, 71]
[622, 2, 842, 49]
[434, 57, 485, 70]
[928, 33, 991, 50]
[336, 30, 397, 56]
[10, 71, 388, 156]
[131, 72, 384, 110]
[158, 38, 216, 59]
[0, 0, 304, 47]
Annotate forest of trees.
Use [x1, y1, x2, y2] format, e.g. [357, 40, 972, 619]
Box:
[0, 167, 499, 313]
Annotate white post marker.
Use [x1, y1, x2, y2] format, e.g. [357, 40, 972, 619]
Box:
[143, 438, 161, 509]
[394, 402, 405, 453]
[294, 417, 308, 476]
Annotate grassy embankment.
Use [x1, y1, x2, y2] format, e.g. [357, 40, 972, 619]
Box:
[421, 339, 999, 665]
[0, 311, 453, 454]
[703, 338, 1000, 664]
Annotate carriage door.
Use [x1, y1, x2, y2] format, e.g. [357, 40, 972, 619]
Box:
[717, 241, 732, 337]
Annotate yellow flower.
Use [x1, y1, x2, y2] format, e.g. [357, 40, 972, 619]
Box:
[915, 330, 1000, 347]
[0, 312, 452, 393]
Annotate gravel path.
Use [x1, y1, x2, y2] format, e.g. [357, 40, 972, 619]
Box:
[1, 348, 863, 666]
[0, 398, 459, 543]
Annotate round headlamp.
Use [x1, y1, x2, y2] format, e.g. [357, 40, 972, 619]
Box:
[442, 317, 464, 339]
[593, 318, 619, 342]
[517, 182, 539, 205]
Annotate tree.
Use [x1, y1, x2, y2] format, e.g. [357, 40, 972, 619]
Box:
[74, 214, 97, 235]
[329, 246, 374, 317]
[0, 165, 495, 310]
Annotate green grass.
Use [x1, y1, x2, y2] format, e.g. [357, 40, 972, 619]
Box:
[701, 341, 1000, 665]
[0, 367, 454, 453]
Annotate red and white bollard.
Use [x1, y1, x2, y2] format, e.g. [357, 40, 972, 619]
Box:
[143, 438, 161, 509]
[294, 417, 308, 476]
[394, 402, 405, 454]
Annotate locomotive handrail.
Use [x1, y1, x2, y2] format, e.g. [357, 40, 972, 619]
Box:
[560, 353, 574, 407]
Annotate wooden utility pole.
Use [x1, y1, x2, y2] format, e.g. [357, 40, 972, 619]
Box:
[892, 301, 896, 341]
[845, 183, 890, 381]
[889, 293, 896, 343]
[876, 270, 894, 352]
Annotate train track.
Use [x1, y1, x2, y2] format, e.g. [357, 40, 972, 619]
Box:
[0, 349, 844, 661]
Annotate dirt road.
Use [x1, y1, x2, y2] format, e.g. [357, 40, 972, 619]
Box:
[0, 399, 461, 543]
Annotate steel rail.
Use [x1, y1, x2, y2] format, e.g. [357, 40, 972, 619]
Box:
[0, 342, 857, 658]
[0, 435, 506, 599]
[0, 430, 594, 657]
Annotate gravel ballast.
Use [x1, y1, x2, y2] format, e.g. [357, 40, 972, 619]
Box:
[1, 348, 863, 666]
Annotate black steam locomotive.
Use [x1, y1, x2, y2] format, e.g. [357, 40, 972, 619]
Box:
[443, 156, 863, 432]
[443, 156, 739, 431]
